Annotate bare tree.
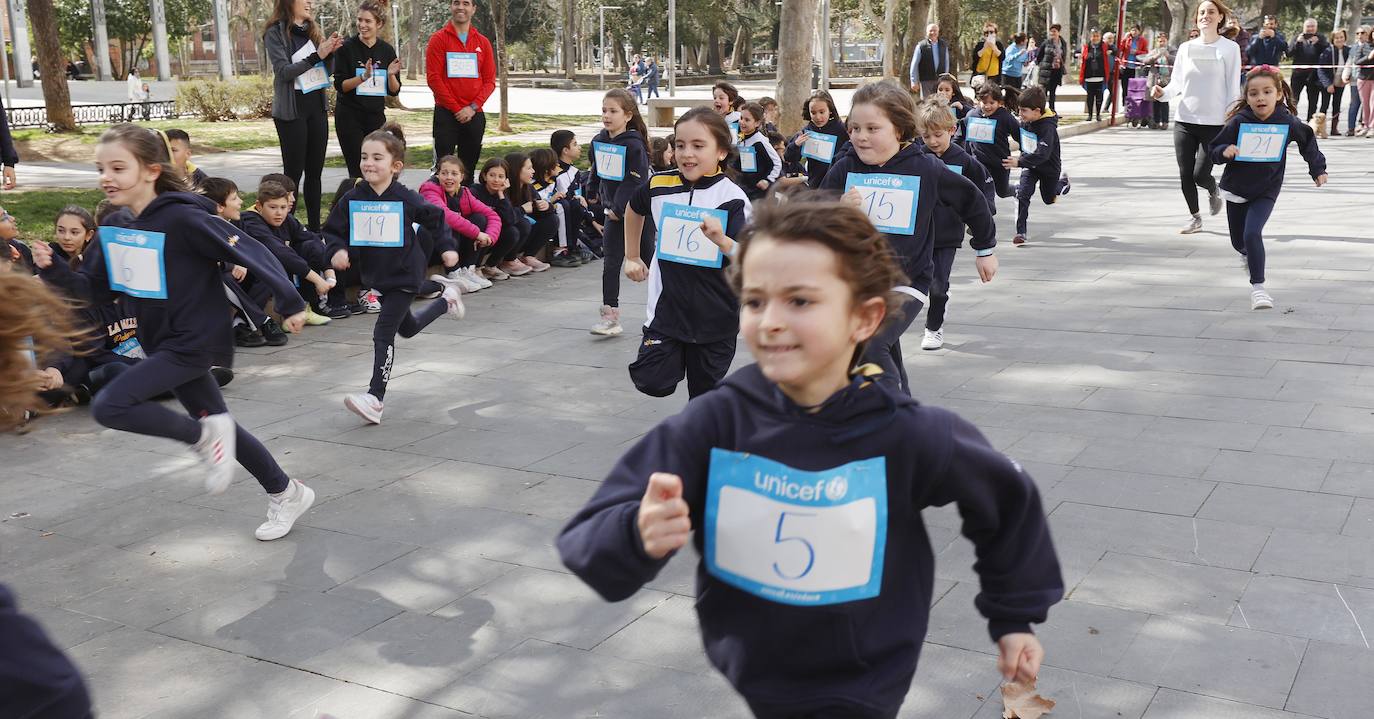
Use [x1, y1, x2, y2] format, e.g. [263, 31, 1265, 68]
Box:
[492, 0, 512, 131]
[564, 0, 576, 79]
[860, 0, 902, 78]
[777, 0, 820, 136]
[407, 0, 422, 80]
[1165, 0, 1189, 43]
[30, 0, 75, 130]
[933, 0, 960, 72]
[903, 0, 931, 85]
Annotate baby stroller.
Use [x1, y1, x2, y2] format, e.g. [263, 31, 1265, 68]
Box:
[1125, 76, 1152, 127]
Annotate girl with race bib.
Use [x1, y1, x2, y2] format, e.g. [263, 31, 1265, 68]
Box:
[820, 81, 995, 395]
[559, 201, 1062, 719]
[712, 81, 745, 138]
[783, 90, 849, 189]
[29, 124, 316, 541]
[963, 83, 1021, 198]
[1209, 66, 1327, 311]
[732, 102, 782, 200]
[588, 89, 652, 336]
[622, 107, 750, 399]
[323, 124, 466, 425]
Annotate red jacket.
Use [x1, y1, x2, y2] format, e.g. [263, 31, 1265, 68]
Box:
[420, 178, 502, 240]
[425, 22, 496, 114]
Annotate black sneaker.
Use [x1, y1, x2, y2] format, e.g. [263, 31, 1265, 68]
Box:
[319, 301, 351, 319]
[210, 366, 234, 387]
[550, 251, 581, 268]
[577, 248, 596, 264]
[346, 301, 368, 315]
[235, 324, 267, 348]
[261, 318, 289, 346]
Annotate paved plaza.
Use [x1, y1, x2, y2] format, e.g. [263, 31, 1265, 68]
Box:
[3, 126, 1373, 718]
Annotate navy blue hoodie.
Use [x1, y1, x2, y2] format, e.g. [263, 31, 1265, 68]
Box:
[39, 192, 305, 368]
[587, 128, 650, 216]
[241, 210, 330, 274]
[963, 105, 1019, 164]
[558, 364, 1063, 715]
[931, 142, 997, 250]
[1209, 105, 1326, 203]
[322, 179, 452, 293]
[0, 584, 92, 719]
[40, 244, 142, 382]
[820, 141, 995, 294]
[783, 118, 851, 189]
[1016, 109, 1063, 177]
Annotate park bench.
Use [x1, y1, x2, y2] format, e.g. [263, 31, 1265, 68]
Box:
[647, 97, 712, 127]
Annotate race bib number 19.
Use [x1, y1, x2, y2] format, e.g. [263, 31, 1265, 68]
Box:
[349, 200, 404, 247]
[844, 172, 920, 235]
[100, 227, 168, 300]
[704, 448, 888, 606]
[1235, 123, 1288, 163]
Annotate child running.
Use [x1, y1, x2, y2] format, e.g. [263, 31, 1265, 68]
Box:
[783, 90, 849, 189]
[29, 124, 315, 540]
[621, 106, 751, 399]
[713, 81, 745, 139]
[323, 123, 466, 424]
[558, 200, 1063, 719]
[733, 102, 782, 200]
[1003, 86, 1071, 245]
[963, 83, 1021, 198]
[915, 98, 998, 351]
[820, 81, 995, 395]
[589, 88, 652, 336]
[1210, 65, 1327, 310]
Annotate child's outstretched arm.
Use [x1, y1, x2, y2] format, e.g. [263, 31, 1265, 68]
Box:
[920, 410, 1064, 659]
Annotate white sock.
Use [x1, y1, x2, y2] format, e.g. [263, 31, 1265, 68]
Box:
[1252, 283, 1264, 291]
[271, 479, 297, 500]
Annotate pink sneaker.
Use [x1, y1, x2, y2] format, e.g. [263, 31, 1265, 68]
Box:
[500, 259, 532, 276]
[523, 255, 550, 272]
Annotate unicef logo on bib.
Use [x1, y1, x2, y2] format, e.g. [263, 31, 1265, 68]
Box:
[704, 448, 888, 606]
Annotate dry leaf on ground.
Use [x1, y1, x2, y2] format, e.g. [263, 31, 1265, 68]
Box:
[1001, 678, 1055, 719]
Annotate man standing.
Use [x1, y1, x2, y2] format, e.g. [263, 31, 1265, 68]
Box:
[1248, 15, 1287, 67]
[1288, 17, 1329, 120]
[425, 0, 496, 179]
[1037, 23, 1068, 111]
[908, 23, 950, 97]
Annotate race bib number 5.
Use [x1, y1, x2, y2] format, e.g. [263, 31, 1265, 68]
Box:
[844, 172, 919, 235]
[100, 227, 168, 300]
[1235, 123, 1288, 163]
[656, 203, 728, 268]
[705, 448, 888, 606]
[349, 200, 404, 247]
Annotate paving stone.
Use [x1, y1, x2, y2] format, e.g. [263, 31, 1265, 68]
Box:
[1111, 616, 1307, 710]
[896, 642, 1002, 719]
[1047, 503, 1272, 571]
[1197, 484, 1354, 532]
[1286, 639, 1374, 719]
[1253, 528, 1374, 590]
[284, 682, 473, 719]
[1322, 460, 1374, 497]
[1068, 437, 1220, 478]
[594, 594, 715, 676]
[1043, 466, 1216, 516]
[326, 547, 515, 614]
[1341, 497, 1374, 539]
[968, 665, 1157, 719]
[1072, 552, 1252, 624]
[1142, 688, 1322, 719]
[1230, 574, 1374, 648]
[1202, 450, 1332, 491]
[19, 603, 123, 650]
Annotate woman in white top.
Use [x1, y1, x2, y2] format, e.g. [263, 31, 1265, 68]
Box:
[1152, 0, 1242, 234]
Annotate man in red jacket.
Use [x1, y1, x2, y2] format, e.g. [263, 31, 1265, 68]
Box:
[426, 0, 496, 182]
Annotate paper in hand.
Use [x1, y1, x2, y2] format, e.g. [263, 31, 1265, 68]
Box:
[1001, 678, 1055, 719]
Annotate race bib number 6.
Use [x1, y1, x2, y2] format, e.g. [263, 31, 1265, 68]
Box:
[1235, 123, 1288, 163]
[349, 200, 404, 247]
[705, 448, 888, 606]
[844, 172, 920, 235]
[100, 227, 167, 300]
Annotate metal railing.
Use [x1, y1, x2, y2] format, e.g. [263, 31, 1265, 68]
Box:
[5, 101, 185, 129]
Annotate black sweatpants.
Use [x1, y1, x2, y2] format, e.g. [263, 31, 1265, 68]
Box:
[1084, 81, 1105, 120]
[1172, 121, 1221, 216]
[274, 108, 328, 230]
[925, 246, 959, 332]
[1291, 70, 1322, 119]
[433, 107, 486, 182]
[628, 327, 736, 399]
[336, 107, 387, 178]
[600, 217, 656, 308]
[1225, 197, 1276, 285]
[859, 293, 924, 396]
[91, 351, 290, 494]
[1015, 169, 1067, 235]
[368, 290, 449, 400]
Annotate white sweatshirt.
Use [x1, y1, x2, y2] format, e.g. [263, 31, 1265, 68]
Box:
[1160, 36, 1242, 126]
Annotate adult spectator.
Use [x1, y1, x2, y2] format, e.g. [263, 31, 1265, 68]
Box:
[1288, 17, 1329, 120]
[426, 0, 496, 181]
[1079, 29, 1112, 121]
[1101, 31, 1119, 111]
[1347, 26, 1373, 135]
[1355, 28, 1374, 136]
[908, 23, 951, 97]
[1037, 23, 1069, 111]
[1003, 33, 1032, 88]
[0, 92, 16, 189]
[264, 0, 343, 230]
[332, 0, 402, 178]
[1318, 29, 1351, 136]
[970, 21, 1005, 85]
[1117, 25, 1149, 101]
[1151, 0, 1240, 235]
[645, 55, 660, 101]
[1224, 17, 1251, 69]
[1247, 15, 1287, 67]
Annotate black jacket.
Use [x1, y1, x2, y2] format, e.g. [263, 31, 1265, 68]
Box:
[782, 117, 850, 189]
[558, 364, 1062, 715]
[964, 105, 1020, 164]
[331, 35, 401, 114]
[323, 179, 453, 293]
[587, 128, 650, 216]
[1288, 32, 1329, 66]
[931, 143, 997, 250]
[0, 584, 92, 719]
[1017, 109, 1064, 177]
[1210, 105, 1326, 202]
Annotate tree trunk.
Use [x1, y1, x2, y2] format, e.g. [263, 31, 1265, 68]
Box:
[563, 0, 575, 79]
[933, 0, 960, 72]
[1165, 0, 1188, 44]
[1259, 0, 1278, 19]
[29, 0, 75, 131]
[493, 0, 511, 131]
[904, 0, 930, 85]
[777, 0, 820, 136]
[1086, 0, 1099, 33]
[731, 25, 748, 70]
[406, 0, 421, 80]
[707, 28, 723, 74]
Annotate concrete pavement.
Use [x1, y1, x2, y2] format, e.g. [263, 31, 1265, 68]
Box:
[2, 126, 1373, 718]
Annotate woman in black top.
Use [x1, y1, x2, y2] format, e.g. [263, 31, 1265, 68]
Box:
[264, 0, 343, 230]
[332, 0, 402, 178]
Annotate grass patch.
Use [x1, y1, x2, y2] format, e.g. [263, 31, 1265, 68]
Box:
[325, 140, 591, 172]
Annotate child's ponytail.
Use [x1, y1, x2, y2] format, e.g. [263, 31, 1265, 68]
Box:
[99, 124, 190, 196]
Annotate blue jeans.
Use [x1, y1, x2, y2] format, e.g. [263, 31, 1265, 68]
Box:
[1349, 87, 1362, 130]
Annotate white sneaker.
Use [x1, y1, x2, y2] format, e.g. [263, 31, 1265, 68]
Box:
[255, 480, 316, 541]
[1179, 215, 1202, 234]
[466, 266, 493, 289]
[344, 392, 384, 424]
[193, 413, 237, 495]
[361, 289, 382, 313]
[590, 305, 622, 336]
[442, 269, 480, 294]
[1250, 288, 1274, 310]
[921, 328, 944, 350]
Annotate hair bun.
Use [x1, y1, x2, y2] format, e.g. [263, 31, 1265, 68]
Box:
[381, 121, 406, 144]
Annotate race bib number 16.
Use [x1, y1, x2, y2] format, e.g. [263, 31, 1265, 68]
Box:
[704, 448, 888, 607]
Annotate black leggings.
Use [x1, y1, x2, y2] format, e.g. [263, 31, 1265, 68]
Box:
[1042, 70, 1062, 110]
[1084, 81, 1104, 120]
[91, 351, 289, 494]
[1172, 121, 1221, 216]
[275, 108, 328, 229]
[433, 107, 486, 181]
[860, 293, 923, 396]
[600, 216, 655, 308]
[1226, 197, 1276, 285]
[336, 107, 386, 178]
[1292, 70, 1322, 119]
[925, 247, 959, 332]
[369, 291, 449, 400]
[1329, 86, 1346, 129]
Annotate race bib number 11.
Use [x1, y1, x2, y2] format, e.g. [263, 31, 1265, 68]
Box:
[704, 448, 888, 606]
[844, 173, 920, 235]
[1235, 123, 1288, 163]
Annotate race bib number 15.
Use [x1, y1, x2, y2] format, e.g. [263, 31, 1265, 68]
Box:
[844, 173, 920, 235]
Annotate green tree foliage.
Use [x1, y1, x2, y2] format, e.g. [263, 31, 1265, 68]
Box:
[57, 0, 209, 76]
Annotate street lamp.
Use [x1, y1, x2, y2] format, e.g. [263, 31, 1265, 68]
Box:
[599, 4, 623, 90]
[668, 0, 675, 95]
